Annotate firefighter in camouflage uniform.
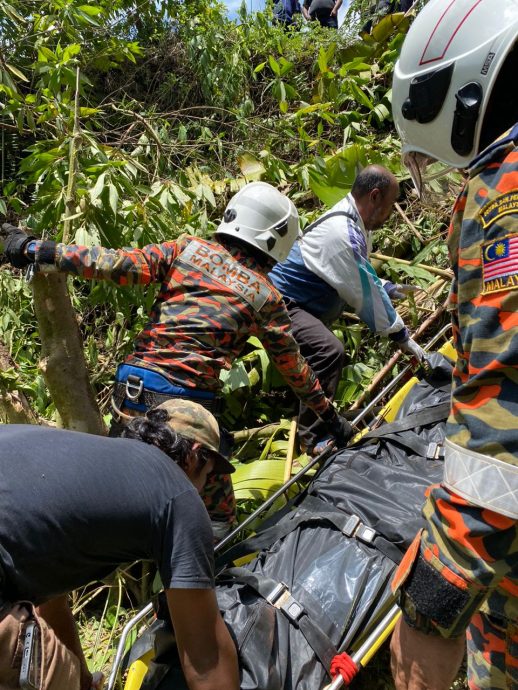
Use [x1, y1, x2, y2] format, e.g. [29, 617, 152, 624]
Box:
[390, 1, 518, 688]
[1, 182, 352, 538]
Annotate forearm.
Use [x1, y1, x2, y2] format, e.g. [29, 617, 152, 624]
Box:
[33, 240, 176, 286]
[36, 596, 91, 690]
[390, 617, 465, 690]
[167, 589, 239, 690]
[273, 350, 329, 415]
[181, 616, 239, 690]
[392, 484, 518, 637]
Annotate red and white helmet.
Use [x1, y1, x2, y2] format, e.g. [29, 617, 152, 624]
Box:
[392, 0, 518, 173]
[215, 182, 300, 263]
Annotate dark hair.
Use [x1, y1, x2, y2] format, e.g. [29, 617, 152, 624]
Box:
[122, 408, 207, 474]
[351, 165, 398, 199]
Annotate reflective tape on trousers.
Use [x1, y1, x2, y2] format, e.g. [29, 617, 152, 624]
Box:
[443, 438, 518, 520]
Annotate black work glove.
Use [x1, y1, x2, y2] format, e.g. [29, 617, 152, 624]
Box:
[1, 223, 35, 268]
[321, 405, 353, 448]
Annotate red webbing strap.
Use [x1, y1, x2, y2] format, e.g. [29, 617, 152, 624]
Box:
[330, 652, 359, 685]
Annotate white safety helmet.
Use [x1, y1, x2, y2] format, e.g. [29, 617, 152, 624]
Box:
[392, 0, 518, 178]
[215, 182, 301, 263]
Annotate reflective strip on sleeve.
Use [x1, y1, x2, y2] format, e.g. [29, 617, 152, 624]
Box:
[443, 438, 518, 519]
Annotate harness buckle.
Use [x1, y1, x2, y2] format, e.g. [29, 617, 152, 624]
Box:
[342, 514, 361, 537]
[266, 582, 305, 624]
[356, 524, 377, 545]
[125, 375, 144, 402]
[427, 442, 444, 461]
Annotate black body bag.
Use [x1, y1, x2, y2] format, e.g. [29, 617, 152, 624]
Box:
[126, 353, 452, 690]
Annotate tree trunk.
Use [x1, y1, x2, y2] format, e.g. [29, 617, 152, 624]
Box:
[0, 340, 39, 424]
[32, 272, 106, 434]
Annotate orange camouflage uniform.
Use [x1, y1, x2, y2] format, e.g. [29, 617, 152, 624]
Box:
[33, 235, 330, 526]
[393, 126, 518, 689]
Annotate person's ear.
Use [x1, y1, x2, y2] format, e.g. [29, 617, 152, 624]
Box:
[183, 442, 201, 477]
[370, 188, 381, 205]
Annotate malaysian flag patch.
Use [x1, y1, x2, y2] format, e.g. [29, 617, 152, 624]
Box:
[482, 234, 518, 294]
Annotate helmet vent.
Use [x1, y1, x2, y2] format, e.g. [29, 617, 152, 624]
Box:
[274, 220, 289, 237]
[451, 82, 482, 156]
[403, 63, 454, 123]
[266, 236, 276, 250]
[224, 208, 237, 223]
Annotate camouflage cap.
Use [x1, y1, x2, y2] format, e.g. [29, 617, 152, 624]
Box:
[155, 399, 235, 474]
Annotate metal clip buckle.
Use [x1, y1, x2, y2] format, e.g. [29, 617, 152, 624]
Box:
[342, 514, 361, 537]
[125, 375, 144, 402]
[427, 442, 444, 460]
[266, 582, 305, 624]
[25, 264, 35, 284]
[356, 524, 377, 545]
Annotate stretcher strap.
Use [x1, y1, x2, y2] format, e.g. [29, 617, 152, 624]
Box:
[216, 498, 402, 568]
[301, 495, 403, 563]
[357, 402, 450, 442]
[220, 566, 338, 675]
[330, 652, 358, 684]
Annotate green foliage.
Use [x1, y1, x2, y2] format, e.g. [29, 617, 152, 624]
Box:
[0, 2, 461, 681]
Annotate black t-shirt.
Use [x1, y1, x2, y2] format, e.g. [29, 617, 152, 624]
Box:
[0, 425, 214, 604]
[304, 0, 334, 12]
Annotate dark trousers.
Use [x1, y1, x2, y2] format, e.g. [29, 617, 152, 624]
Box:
[287, 303, 346, 451]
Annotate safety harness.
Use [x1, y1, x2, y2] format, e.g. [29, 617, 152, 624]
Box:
[111, 363, 223, 418]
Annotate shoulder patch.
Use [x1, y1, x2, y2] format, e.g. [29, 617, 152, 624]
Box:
[178, 240, 271, 311]
[479, 190, 518, 229]
[481, 234, 518, 294]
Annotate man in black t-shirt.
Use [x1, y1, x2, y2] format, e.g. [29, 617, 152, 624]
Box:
[0, 400, 239, 690]
[302, 0, 342, 28]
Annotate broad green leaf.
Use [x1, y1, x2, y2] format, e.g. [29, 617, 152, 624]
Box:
[371, 13, 409, 43]
[370, 103, 390, 123]
[233, 460, 286, 501]
[238, 153, 265, 181]
[79, 107, 99, 117]
[317, 47, 328, 74]
[90, 173, 106, 203]
[37, 46, 56, 63]
[6, 63, 28, 82]
[220, 361, 250, 391]
[349, 82, 374, 110]
[2, 3, 26, 23]
[78, 5, 104, 15]
[268, 55, 280, 76]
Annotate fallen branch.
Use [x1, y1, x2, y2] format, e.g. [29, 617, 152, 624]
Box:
[0, 340, 39, 424]
[371, 252, 453, 280]
[395, 201, 425, 243]
[233, 423, 282, 443]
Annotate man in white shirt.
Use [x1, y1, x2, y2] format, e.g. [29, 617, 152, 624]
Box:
[270, 165, 423, 453]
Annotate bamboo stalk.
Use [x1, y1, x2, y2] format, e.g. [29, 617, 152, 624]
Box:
[233, 423, 282, 443]
[283, 417, 298, 483]
[371, 251, 453, 280]
[63, 66, 81, 244]
[350, 301, 447, 412]
[395, 201, 425, 243]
